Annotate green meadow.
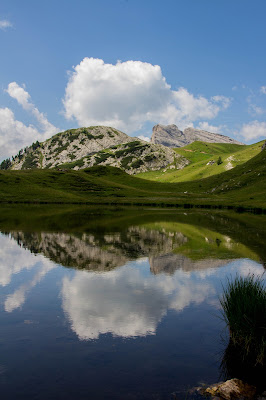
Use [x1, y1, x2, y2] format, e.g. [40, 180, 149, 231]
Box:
[0, 146, 265, 210]
[137, 140, 264, 182]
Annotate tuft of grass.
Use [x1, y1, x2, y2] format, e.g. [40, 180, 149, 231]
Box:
[220, 274, 266, 365]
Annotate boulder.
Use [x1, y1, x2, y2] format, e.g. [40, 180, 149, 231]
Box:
[203, 379, 256, 399]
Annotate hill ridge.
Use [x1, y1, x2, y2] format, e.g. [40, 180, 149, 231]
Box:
[151, 124, 243, 147]
[2, 126, 188, 174]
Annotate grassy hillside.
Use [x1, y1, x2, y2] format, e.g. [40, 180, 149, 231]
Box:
[0, 148, 265, 210]
[137, 140, 263, 182]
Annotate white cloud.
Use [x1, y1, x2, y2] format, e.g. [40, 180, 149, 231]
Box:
[0, 19, 12, 30]
[0, 107, 40, 160]
[197, 121, 223, 133]
[63, 58, 231, 133]
[6, 82, 58, 136]
[248, 104, 264, 116]
[238, 120, 266, 141]
[137, 135, 150, 142]
[0, 83, 59, 160]
[211, 95, 231, 109]
[260, 86, 266, 94]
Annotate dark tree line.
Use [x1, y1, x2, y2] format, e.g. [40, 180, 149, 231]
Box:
[0, 158, 12, 170]
[1, 140, 42, 170]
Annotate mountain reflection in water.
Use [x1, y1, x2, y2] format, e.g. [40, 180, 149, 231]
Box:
[1, 211, 264, 341]
[0, 208, 265, 400]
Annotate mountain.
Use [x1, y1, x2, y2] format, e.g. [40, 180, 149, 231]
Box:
[7, 126, 188, 174]
[151, 124, 243, 147]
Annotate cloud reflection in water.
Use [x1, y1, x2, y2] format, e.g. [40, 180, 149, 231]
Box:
[61, 259, 214, 340]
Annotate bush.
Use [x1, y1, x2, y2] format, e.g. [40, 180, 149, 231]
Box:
[22, 153, 38, 169]
[220, 274, 266, 365]
[94, 152, 110, 164]
[121, 156, 133, 169]
[217, 156, 223, 165]
[144, 154, 156, 162]
[131, 159, 144, 169]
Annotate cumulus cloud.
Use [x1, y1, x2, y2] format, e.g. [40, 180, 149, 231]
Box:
[0, 19, 12, 30]
[238, 120, 266, 141]
[0, 83, 58, 160]
[260, 86, 266, 94]
[197, 121, 223, 133]
[63, 58, 230, 133]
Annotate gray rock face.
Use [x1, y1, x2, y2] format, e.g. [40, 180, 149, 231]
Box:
[151, 124, 184, 147]
[151, 124, 243, 147]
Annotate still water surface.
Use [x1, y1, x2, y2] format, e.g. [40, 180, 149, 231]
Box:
[0, 207, 265, 399]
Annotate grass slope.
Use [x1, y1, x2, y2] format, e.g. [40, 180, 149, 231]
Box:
[0, 148, 265, 209]
[137, 141, 263, 182]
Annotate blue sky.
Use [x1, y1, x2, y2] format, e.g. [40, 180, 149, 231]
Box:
[0, 0, 266, 160]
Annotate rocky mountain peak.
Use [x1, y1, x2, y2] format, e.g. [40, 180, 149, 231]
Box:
[151, 124, 243, 147]
[151, 124, 183, 147]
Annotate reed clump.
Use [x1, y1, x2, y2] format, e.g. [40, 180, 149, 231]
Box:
[220, 274, 266, 365]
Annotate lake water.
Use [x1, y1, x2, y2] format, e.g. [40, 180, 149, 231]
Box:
[0, 206, 265, 399]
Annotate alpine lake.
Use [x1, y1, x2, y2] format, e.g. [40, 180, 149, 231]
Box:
[0, 205, 265, 400]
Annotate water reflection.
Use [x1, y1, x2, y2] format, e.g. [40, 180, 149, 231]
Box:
[0, 209, 265, 399]
[4, 221, 259, 274]
[61, 260, 213, 339]
[1, 213, 264, 341]
[0, 234, 56, 311]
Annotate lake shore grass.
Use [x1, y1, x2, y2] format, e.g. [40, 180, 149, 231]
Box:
[220, 275, 266, 366]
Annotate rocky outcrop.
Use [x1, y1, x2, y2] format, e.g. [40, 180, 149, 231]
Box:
[262, 140, 266, 151]
[9, 126, 188, 174]
[151, 124, 243, 148]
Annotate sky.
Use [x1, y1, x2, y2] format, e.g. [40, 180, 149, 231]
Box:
[0, 0, 266, 161]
